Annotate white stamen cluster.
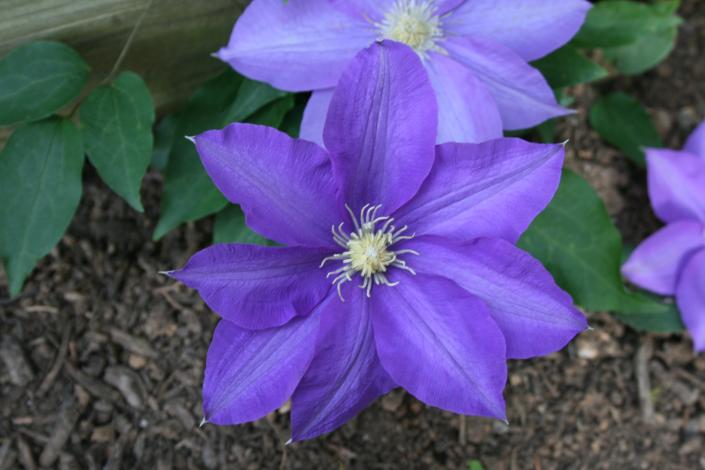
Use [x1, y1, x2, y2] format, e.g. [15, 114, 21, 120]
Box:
[377, 0, 444, 58]
[321, 204, 419, 300]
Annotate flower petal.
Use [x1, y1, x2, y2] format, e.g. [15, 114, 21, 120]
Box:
[394, 139, 564, 243]
[194, 123, 342, 248]
[444, 0, 591, 61]
[444, 36, 569, 131]
[202, 311, 321, 425]
[328, 0, 394, 22]
[684, 121, 705, 160]
[169, 244, 331, 330]
[330, 0, 464, 20]
[217, 0, 375, 91]
[371, 273, 507, 419]
[646, 149, 705, 224]
[402, 236, 587, 359]
[676, 249, 705, 352]
[323, 41, 437, 214]
[291, 285, 395, 441]
[425, 52, 503, 144]
[300, 89, 333, 147]
[622, 221, 705, 296]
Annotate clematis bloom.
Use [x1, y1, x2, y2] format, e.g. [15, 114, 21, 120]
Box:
[622, 121, 705, 351]
[170, 41, 586, 441]
[217, 0, 591, 144]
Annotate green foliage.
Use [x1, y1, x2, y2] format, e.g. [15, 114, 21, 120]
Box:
[519, 170, 682, 332]
[532, 45, 607, 89]
[223, 79, 287, 123]
[0, 118, 84, 296]
[80, 71, 155, 211]
[213, 205, 271, 245]
[154, 71, 295, 240]
[279, 94, 309, 138]
[247, 96, 296, 128]
[467, 460, 484, 470]
[589, 92, 662, 166]
[0, 39, 158, 296]
[151, 114, 178, 171]
[572, 0, 681, 75]
[0, 41, 89, 126]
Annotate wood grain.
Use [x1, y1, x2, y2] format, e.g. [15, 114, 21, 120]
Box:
[0, 0, 248, 114]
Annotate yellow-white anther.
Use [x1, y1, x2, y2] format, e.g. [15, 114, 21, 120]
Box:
[320, 204, 419, 300]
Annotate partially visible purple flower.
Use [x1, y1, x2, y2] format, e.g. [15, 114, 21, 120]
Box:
[217, 0, 591, 145]
[170, 41, 586, 441]
[623, 121, 705, 351]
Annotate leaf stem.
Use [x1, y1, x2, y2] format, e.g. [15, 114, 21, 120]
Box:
[103, 0, 154, 85]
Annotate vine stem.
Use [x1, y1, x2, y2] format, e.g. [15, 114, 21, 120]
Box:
[103, 0, 155, 85]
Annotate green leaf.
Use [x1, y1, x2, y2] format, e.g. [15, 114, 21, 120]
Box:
[518, 170, 683, 332]
[603, 23, 678, 75]
[80, 71, 155, 211]
[532, 45, 607, 88]
[154, 70, 244, 240]
[222, 78, 287, 124]
[615, 292, 683, 333]
[151, 114, 179, 171]
[0, 41, 89, 126]
[572, 0, 681, 49]
[518, 170, 626, 312]
[589, 92, 662, 166]
[279, 94, 309, 137]
[247, 95, 295, 128]
[0, 118, 84, 296]
[468, 460, 484, 470]
[213, 205, 271, 245]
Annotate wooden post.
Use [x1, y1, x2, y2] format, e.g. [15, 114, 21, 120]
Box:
[0, 0, 248, 114]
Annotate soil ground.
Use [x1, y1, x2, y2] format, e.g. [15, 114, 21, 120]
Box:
[2, 2, 705, 469]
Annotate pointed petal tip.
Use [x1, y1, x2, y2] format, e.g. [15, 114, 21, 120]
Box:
[185, 135, 196, 144]
[560, 139, 570, 147]
[284, 438, 293, 446]
[199, 416, 208, 428]
[158, 270, 175, 277]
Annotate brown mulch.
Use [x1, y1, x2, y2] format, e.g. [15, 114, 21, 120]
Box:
[2, 2, 705, 469]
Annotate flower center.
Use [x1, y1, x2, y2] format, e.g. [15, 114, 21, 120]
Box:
[377, 0, 444, 57]
[321, 204, 419, 300]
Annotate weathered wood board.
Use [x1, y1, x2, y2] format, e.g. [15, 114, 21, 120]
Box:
[0, 0, 248, 114]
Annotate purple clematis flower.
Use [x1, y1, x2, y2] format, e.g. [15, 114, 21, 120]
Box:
[170, 41, 587, 441]
[622, 121, 705, 352]
[216, 0, 591, 145]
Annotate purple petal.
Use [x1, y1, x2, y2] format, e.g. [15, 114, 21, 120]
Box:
[444, 0, 591, 61]
[170, 244, 332, 330]
[300, 89, 333, 147]
[217, 0, 375, 91]
[646, 149, 705, 224]
[394, 139, 564, 243]
[328, 0, 394, 21]
[425, 52, 503, 143]
[371, 273, 507, 419]
[202, 310, 322, 425]
[329, 0, 464, 21]
[402, 236, 587, 359]
[622, 221, 705, 296]
[194, 124, 343, 248]
[291, 284, 395, 441]
[437, 0, 467, 14]
[684, 121, 705, 160]
[676, 249, 705, 352]
[444, 36, 570, 131]
[323, 41, 437, 214]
